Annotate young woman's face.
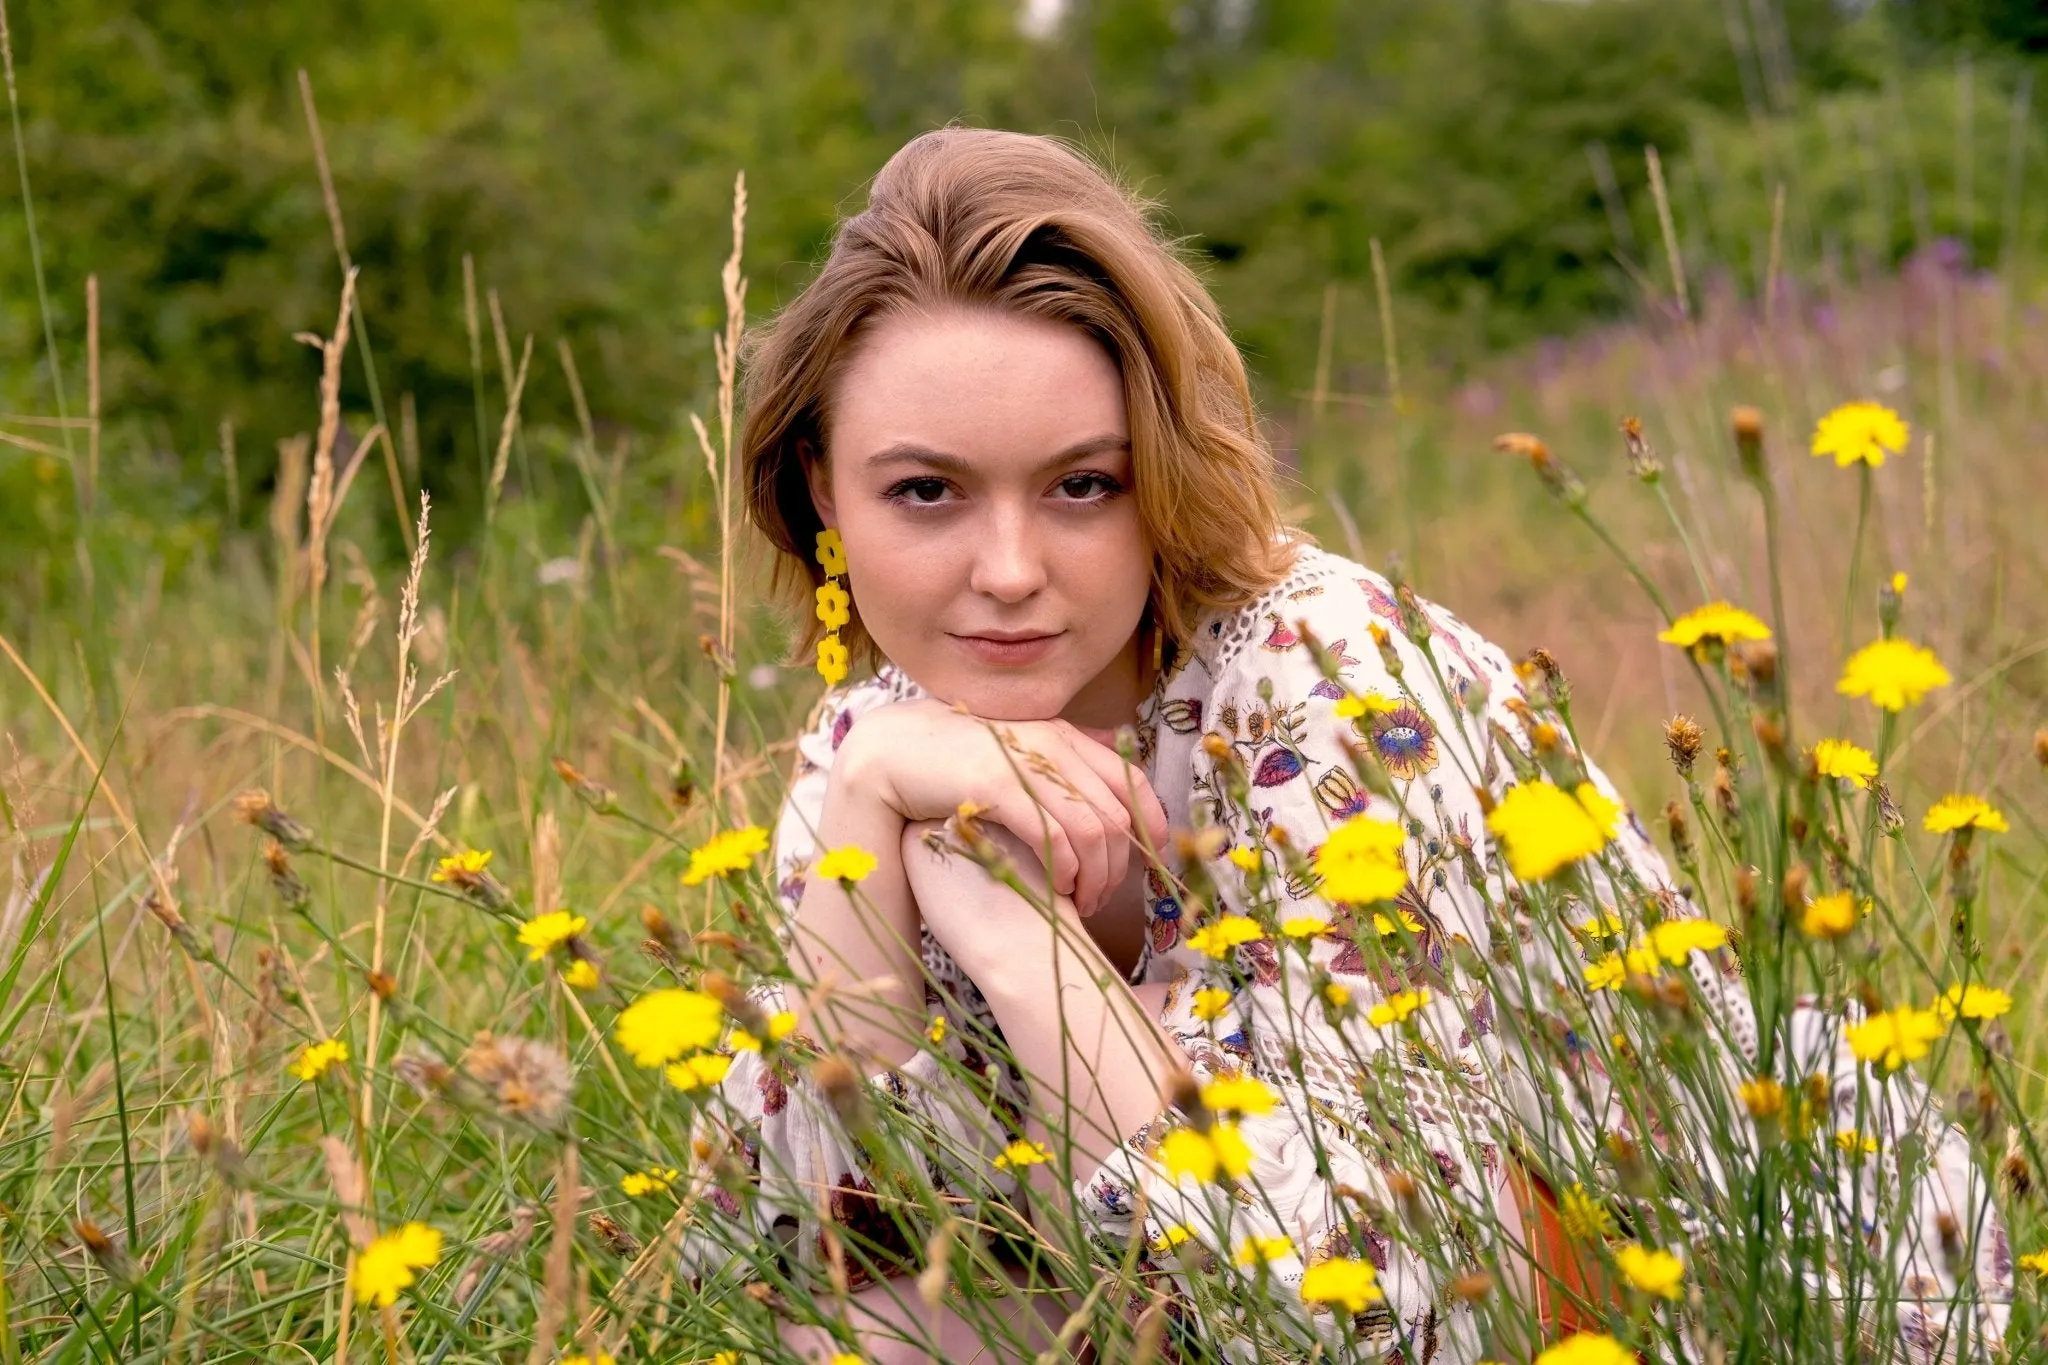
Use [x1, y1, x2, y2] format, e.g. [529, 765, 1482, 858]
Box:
[808, 305, 1154, 725]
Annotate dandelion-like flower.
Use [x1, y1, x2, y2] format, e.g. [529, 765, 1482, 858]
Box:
[1333, 692, 1398, 719]
[664, 1053, 733, 1091]
[1559, 1184, 1613, 1241]
[1837, 639, 1951, 712]
[2019, 1250, 2048, 1278]
[1192, 988, 1233, 1021]
[1924, 794, 2009, 835]
[1799, 892, 1863, 940]
[992, 1139, 1052, 1171]
[1280, 915, 1324, 939]
[1535, 1334, 1635, 1365]
[814, 845, 878, 884]
[1149, 1223, 1195, 1253]
[681, 826, 770, 887]
[1312, 815, 1407, 904]
[288, 1038, 349, 1083]
[1583, 954, 1627, 992]
[1645, 918, 1729, 965]
[1373, 907, 1423, 936]
[1836, 1128, 1880, 1156]
[560, 1354, 615, 1365]
[561, 959, 599, 990]
[1227, 846, 1264, 872]
[620, 1168, 678, 1197]
[924, 1014, 947, 1045]
[729, 1010, 798, 1052]
[1846, 1006, 1946, 1073]
[1200, 1074, 1277, 1117]
[1811, 400, 1909, 468]
[1186, 914, 1265, 958]
[432, 849, 493, 884]
[1236, 1234, 1293, 1266]
[1937, 983, 2013, 1023]
[1657, 602, 1773, 651]
[351, 1222, 443, 1306]
[1159, 1123, 1252, 1184]
[1321, 981, 1350, 1009]
[1616, 1243, 1685, 1299]
[462, 1035, 574, 1125]
[614, 988, 724, 1067]
[1368, 988, 1431, 1029]
[1485, 781, 1621, 882]
[1740, 1077, 1785, 1121]
[1299, 1257, 1383, 1312]
[1811, 738, 1878, 789]
[517, 910, 586, 961]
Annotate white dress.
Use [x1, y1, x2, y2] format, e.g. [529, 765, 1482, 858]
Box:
[683, 543, 2014, 1363]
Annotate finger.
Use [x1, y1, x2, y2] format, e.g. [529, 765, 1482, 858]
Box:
[1043, 740, 1132, 914]
[1058, 723, 1169, 854]
[996, 793, 1082, 907]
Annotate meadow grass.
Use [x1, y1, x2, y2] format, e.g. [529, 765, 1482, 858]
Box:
[3, 173, 2046, 1362]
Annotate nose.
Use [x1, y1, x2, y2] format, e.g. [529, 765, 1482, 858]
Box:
[968, 505, 1047, 604]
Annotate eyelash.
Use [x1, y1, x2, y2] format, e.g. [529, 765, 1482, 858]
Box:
[881, 472, 1127, 507]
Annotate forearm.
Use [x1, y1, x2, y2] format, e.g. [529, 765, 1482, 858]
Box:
[784, 777, 927, 1071]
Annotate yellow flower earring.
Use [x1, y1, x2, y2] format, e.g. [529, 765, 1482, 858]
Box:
[814, 527, 850, 686]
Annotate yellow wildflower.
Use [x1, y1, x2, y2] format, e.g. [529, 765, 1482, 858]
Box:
[681, 825, 770, 887]
[2020, 1250, 2048, 1277]
[1200, 1074, 1278, 1117]
[815, 845, 878, 884]
[1159, 1123, 1252, 1184]
[288, 1038, 349, 1083]
[829, 1355, 864, 1365]
[1657, 602, 1773, 650]
[1837, 639, 1951, 712]
[1312, 815, 1408, 904]
[1334, 692, 1398, 719]
[728, 1008, 799, 1053]
[1280, 915, 1325, 939]
[1535, 1334, 1635, 1365]
[1368, 988, 1431, 1029]
[925, 1014, 948, 1044]
[1836, 1128, 1879, 1156]
[1186, 914, 1264, 958]
[614, 988, 724, 1067]
[1924, 794, 2009, 835]
[1739, 1077, 1785, 1121]
[1373, 907, 1423, 936]
[620, 1168, 679, 1196]
[351, 1222, 443, 1306]
[664, 1053, 733, 1091]
[1615, 1243, 1685, 1299]
[1799, 892, 1863, 940]
[1321, 981, 1351, 1008]
[1227, 846, 1264, 872]
[1583, 953, 1627, 992]
[1236, 1234, 1293, 1266]
[1299, 1257, 1383, 1313]
[1646, 918, 1729, 964]
[560, 1354, 614, 1365]
[1846, 1006, 1946, 1072]
[1811, 738, 1878, 789]
[431, 849, 492, 883]
[1559, 1183, 1613, 1242]
[1191, 987, 1234, 1021]
[1575, 911, 1624, 939]
[1485, 781, 1621, 882]
[1149, 1223, 1195, 1253]
[1936, 983, 2013, 1023]
[992, 1139, 1052, 1171]
[1811, 400, 1909, 468]
[518, 910, 586, 961]
[561, 959, 600, 990]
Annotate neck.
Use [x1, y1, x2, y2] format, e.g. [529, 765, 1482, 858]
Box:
[1058, 627, 1159, 732]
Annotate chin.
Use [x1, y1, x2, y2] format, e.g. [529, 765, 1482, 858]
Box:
[915, 665, 1077, 722]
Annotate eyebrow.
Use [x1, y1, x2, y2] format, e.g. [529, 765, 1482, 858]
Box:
[862, 433, 1130, 475]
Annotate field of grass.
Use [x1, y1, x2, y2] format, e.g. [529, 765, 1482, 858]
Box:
[3, 172, 2046, 1360]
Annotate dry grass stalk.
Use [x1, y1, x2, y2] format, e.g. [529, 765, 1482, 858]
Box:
[523, 1141, 583, 1365]
[299, 266, 360, 600]
[486, 334, 535, 519]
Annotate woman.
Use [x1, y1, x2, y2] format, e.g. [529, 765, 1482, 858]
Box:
[682, 128, 2011, 1363]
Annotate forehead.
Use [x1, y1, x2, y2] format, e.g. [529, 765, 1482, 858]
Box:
[828, 305, 1128, 461]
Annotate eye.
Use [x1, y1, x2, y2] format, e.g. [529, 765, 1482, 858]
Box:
[1055, 472, 1125, 501]
[883, 476, 953, 506]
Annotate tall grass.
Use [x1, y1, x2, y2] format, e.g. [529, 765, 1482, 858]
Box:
[3, 107, 2046, 1365]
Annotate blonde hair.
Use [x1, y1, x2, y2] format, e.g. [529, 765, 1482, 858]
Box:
[742, 126, 1300, 675]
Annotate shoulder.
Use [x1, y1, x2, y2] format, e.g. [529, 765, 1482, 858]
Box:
[1172, 542, 1521, 698]
[790, 661, 928, 780]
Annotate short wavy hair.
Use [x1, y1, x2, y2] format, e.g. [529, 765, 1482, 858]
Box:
[742, 125, 1301, 676]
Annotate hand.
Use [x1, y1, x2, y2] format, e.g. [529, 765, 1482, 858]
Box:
[835, 697, 1169, 918]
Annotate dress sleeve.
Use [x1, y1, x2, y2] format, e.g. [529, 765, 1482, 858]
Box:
[681, 682, 1028, 1290]
[1072, 572, 2012, 1361]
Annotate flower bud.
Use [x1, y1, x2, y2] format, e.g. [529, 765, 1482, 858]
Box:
[1620, 415, 1663, 481]
[1663, 715, 1703, 778]
[234, 788, 316, 851]
[1731, 406, 1766, 483]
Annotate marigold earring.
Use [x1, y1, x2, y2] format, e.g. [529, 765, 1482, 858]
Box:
[814, 527, 850, 686]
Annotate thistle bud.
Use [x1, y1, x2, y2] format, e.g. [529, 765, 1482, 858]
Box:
[669, 755, 698, 811]
[1494, 431, 1586, 506]
[1878, 572, 1906, 635]
[1871, 778, 1905, 837]
[1620, 415, 1662, 481]
[1779, 864, 1810, 914]
[234, 788, 316, 851]
[697, 633, 737, 680]
[552, 756, 621, 816]
[589, 1212, 641, 1258]
[2033, 729, 2048, 770]
[263, 840, 310, 912]
[1393, 583, 1433, 649]
[1663, 715, 1703, 778]
[1664, 802, 1693, 861]
[812, 1055, 868, 1131]
[1520, 648, 1570, 708]
[1731, 406, 1766, 483]
[1369, 623, 1404, 679]
[1731, 639, 1779, 690]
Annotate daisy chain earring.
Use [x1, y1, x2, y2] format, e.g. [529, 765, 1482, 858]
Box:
[814, 528, 850, 686]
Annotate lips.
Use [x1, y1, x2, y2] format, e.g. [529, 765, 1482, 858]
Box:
[950, 631, 1062, 665]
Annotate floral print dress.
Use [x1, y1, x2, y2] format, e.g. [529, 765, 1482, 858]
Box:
[687, 544, 2013, 1363]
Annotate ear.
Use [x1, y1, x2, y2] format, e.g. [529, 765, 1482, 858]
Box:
[798, 437, 836, 529]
